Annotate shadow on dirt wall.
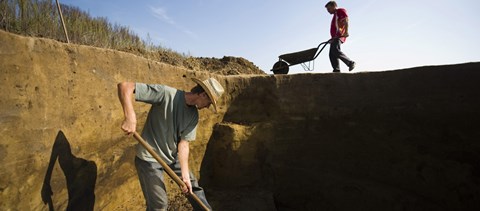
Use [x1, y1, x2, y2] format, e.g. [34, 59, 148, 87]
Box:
[41, 130, 97, 211]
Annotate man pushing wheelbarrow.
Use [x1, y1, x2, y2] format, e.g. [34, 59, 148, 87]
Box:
[326, 1, 356, 73]
[271, 1, 356, 74]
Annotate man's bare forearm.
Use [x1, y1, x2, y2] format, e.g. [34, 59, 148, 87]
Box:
[178, 140, 192, 193]
[178, 140, 190, 176]
[117, 82, 137, 133]
[344, 20, 349, 35]
[342, 18, 349, 36]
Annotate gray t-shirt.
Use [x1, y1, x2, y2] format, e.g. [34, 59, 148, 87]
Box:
[135, 83, 199, 164]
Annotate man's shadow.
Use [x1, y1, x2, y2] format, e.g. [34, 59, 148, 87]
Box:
[41, 130, 97, 211]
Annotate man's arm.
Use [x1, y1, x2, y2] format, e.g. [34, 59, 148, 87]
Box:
[341, 17, 349, 37]
[336, 8, 349, 38]
[117, 82, 137, 134]
[178, 140, 193, 194]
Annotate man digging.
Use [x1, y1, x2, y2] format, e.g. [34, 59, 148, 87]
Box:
[117, 78, 224, 210]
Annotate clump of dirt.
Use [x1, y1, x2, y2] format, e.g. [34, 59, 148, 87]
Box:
[121, 46, 265, 75]
[193, 56, 265, 75]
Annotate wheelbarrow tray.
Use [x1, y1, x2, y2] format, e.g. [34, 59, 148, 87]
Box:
[279, 47, 318, 66]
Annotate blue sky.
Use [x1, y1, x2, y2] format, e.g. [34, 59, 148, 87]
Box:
[61, 0, 480, 74]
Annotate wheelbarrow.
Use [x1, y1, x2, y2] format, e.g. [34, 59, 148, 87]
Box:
[271, 40, 330, 74]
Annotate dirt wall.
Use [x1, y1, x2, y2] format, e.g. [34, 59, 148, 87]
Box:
[203, 64, 480, 210]
[0, 30, 228, 210]
[1, 30, 480, 211]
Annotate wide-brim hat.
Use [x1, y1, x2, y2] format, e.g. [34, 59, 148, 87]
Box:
[191, 77, 224, 113]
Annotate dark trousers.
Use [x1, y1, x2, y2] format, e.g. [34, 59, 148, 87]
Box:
[135, 156, 212, 211]
[329, 38, 354, 72]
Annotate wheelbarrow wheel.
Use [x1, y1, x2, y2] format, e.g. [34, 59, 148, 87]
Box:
[272, 61, 289, 74]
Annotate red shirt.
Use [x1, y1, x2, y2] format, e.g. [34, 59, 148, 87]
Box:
[330, 8, 348, 43]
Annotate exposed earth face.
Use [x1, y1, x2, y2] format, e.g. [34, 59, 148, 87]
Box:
[1, 30, 480, 210]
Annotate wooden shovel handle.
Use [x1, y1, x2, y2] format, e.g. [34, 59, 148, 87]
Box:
[133, 132, 210, 211]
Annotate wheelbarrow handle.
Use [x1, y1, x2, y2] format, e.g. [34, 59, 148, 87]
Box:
[312, 40, 331, 60]
[132, 132, 210, 211]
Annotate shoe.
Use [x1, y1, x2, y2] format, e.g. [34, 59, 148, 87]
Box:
[333, 69, 340, 73]
[349, 61, 356, 71]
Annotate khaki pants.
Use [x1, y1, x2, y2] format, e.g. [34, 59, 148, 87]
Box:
[135, 156, 212, 211]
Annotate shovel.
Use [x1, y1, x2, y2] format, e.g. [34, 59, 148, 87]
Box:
[133, 132, 210, 211]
